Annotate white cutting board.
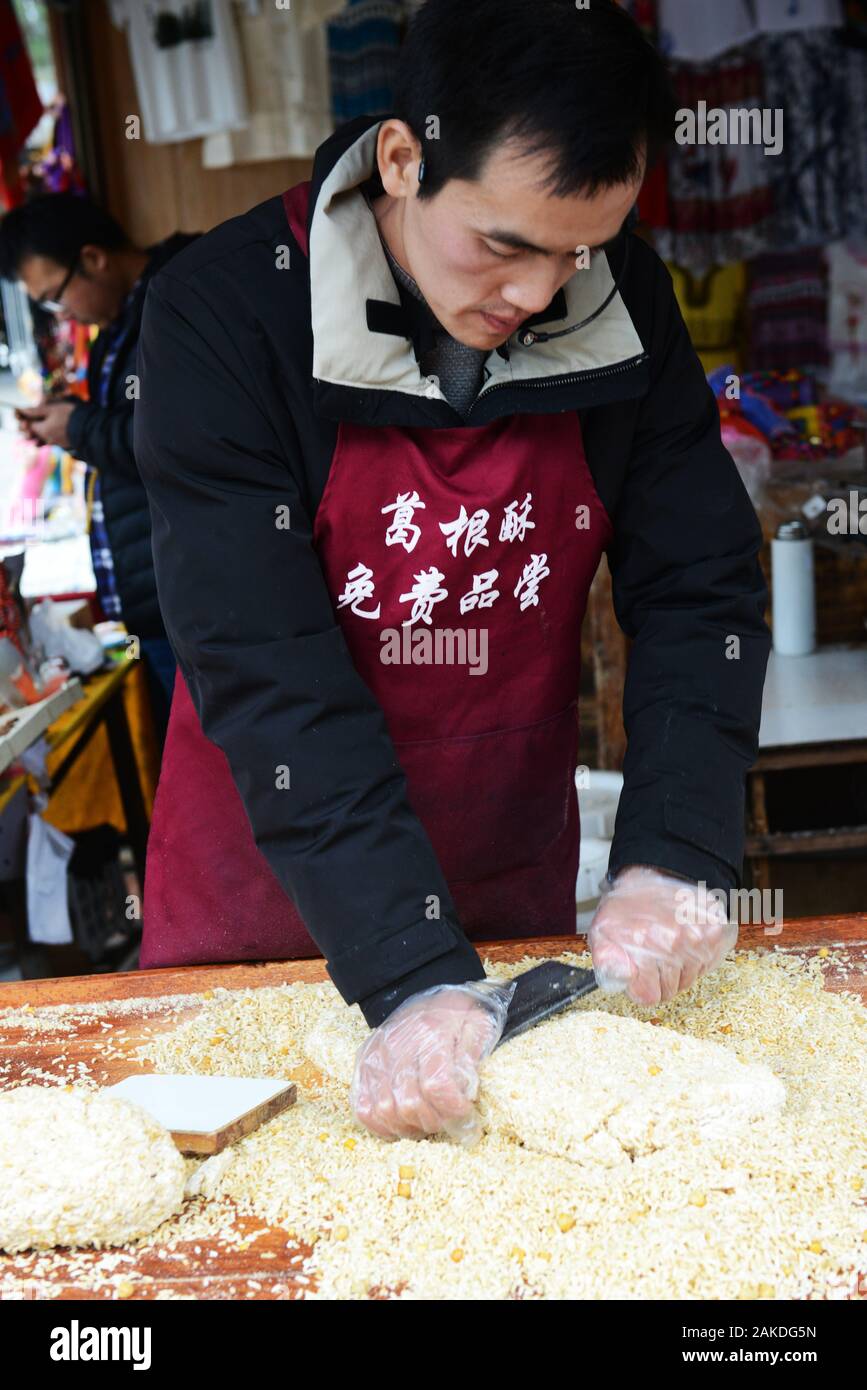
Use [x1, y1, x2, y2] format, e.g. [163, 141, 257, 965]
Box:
[106, 1074, 297, 1154]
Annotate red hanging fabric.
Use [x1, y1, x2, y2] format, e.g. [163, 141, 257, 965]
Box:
[0, 0, 44, 210]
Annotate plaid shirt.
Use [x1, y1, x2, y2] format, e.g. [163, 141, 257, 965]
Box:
[87, 276, 142, 621]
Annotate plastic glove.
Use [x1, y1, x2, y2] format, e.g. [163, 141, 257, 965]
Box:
[588, 865, 737, 1006]
[350, 979, 515, 1145]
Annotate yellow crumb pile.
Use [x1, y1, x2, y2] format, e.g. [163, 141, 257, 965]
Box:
[123, 948, 867, 1300]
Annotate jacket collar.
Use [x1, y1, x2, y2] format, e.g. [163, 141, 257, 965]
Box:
[307, 115, 649, 426]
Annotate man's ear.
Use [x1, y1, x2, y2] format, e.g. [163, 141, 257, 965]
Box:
[79, 243, 110, 275]
[376, 119, 424, 200]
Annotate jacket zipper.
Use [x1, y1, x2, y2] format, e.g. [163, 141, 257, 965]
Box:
[466, 352, 649, 421]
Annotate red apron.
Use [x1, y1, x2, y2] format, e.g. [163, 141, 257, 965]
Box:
[140, 184, 613, 968]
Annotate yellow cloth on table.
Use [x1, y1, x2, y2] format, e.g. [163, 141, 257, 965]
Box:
[43, 662, 160, 837]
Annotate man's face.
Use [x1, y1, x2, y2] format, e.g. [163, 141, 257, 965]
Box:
[388, 135, 644, 350]
[17, 245, 122, 329]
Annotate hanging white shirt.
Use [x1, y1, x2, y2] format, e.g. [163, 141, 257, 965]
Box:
[657, 0, 758, 62]
[201, 1, 335, 167]
[754, 0, 844, 32]
[109, 0, 248, 144]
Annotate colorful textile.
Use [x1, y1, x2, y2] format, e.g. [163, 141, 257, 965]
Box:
[759, 30, 854, 249]
[826, 239, 867, 405]
[708, 365, 861, 458]
[746, 248, 830, 373]
[326, 0, 404, 122]
[773, 400, 862, 457]
[30, 98, 87, 197]
[0, 0, 44, 209]
[708, 365, 799, 442]
[734, 367, 821, 411]
[652, 53, 776, 271]
[668, 261, 747, 373]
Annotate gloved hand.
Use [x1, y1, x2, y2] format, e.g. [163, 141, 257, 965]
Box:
[350, 980, 515, 1144]
[588, 865, 737, 1006]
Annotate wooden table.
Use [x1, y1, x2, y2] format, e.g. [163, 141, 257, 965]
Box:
[1, 916, 865, 1301]
[0, 661, 149, 870]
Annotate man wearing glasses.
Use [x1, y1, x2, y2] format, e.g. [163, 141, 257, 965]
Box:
[136, 0, 772, 1141]
[0, 193, 198, 736]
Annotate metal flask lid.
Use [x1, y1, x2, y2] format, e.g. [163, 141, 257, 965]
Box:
[775, 519, 810, 541]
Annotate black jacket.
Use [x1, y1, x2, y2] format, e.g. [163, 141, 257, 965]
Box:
[135, 114, 771, 1024]
[66, 231, 199, 640]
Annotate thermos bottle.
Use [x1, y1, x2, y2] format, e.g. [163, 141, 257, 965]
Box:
[771, 519, 816, 656]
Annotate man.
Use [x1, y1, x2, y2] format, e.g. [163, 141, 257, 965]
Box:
[0, 193, 198, 737]
[136, 0, 771, 1141]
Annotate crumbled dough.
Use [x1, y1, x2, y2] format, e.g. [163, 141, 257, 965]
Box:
[479, 1010, 786, 1165]
[0, 1087, 187, 1253]
[304, 1003, 785, 1164]
[184, 1148, 235, 1199]
[13, 951, 856, 1301]
[303, 1002, 367, 1088]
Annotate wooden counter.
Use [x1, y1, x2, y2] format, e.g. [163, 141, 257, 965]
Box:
[1, 915, 865, 1300]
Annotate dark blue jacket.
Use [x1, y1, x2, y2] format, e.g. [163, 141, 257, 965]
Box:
[66, 232, 199, 639]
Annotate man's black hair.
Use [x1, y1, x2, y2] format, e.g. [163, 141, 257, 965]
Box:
[393, 0, 678, 201]
[0, 193, 130, 282]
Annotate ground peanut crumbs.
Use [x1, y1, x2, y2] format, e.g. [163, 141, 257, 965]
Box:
[1, 948, 865, 1300]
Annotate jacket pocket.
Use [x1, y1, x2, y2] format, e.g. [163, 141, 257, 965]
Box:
[394, 702, 578, 884]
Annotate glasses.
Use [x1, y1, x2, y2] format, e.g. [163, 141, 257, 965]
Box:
[37, 256, 80, 313]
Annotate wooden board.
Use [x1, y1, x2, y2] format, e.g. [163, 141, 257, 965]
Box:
[105, 1075, 298, 1155]
[1, 916, 865, 1301]
[0, 678, 83, 775]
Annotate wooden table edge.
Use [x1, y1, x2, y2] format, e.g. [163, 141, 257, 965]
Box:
[2, 913, 865, 1010]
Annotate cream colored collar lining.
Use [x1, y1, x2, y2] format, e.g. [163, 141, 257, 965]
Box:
[309, 122, 646, 402]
